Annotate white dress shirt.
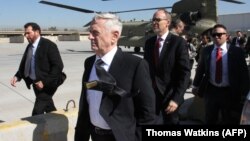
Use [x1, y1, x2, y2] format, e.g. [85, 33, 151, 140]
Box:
[87, 47, 118, 129]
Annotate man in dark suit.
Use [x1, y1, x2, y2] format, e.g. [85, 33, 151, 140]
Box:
[231, 30, 244, 47]
[144, 9, 190, 125]
[192, 24, 250, 124]
[10, 22, 64, 116]
[75, 13, 156, 141]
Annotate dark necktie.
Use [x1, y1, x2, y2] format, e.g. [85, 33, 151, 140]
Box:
[24, 45, 33, 78]
[94, 59, 127, 97]
[154, 38, 162, 69]
[215, 47, 222, 84]
[95, 59, 115, 83]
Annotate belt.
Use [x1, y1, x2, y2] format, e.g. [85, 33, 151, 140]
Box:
[91, 125, 113, 135]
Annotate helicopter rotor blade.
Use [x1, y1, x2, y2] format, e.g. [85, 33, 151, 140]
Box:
[40, 0, 171, 14]
[39, 0, 97, 13]
[220, 0, 245, 4]
[113, 7, 172, 14]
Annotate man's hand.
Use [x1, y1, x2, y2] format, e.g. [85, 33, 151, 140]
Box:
[35, 81, 44, 90]
[10, 76, 18, 87]
[165, 100, 178, 114]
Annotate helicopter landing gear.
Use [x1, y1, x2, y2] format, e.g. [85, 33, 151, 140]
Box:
[134, 47, 141, 53]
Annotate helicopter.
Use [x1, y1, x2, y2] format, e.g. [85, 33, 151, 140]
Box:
[39, 0, 245, 52]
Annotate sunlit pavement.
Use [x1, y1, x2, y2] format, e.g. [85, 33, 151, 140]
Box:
[1, 41, 249, 124]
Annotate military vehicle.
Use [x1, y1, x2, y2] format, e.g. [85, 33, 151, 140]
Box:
[39, 0, 245, 52]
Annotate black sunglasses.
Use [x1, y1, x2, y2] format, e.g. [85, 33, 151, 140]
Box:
[212, 33, 227, 37]
[152, 18, 168, 22]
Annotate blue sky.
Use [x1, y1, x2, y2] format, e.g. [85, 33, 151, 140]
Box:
[0, 0, 249, 30]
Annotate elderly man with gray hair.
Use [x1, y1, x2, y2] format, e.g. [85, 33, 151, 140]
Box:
[75, 13, 156, 141]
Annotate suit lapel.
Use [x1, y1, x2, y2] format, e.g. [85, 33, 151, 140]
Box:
[34, 38, 45, 63]
[227, 44, 233, 75]
[149, 36, 157, 58]
[100, 48, 123, 116]
[36, 37, 44, 52]
[84, 56, 96, 82]
[108, 48, 124, 77]
[205, 45, 214, 74]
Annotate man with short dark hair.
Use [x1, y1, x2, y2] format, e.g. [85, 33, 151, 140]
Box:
[232, 30, 244, 47]
[192, 24, 250, 124]
[10, 22, 64, 116]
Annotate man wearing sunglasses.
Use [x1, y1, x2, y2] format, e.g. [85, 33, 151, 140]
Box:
[144, 9, 190, 125]
[192, 24, 250, 124]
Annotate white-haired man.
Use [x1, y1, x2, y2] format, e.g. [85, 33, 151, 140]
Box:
[75, 13, 156, 141]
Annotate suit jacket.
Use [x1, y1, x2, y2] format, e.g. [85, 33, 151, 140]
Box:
[75, 48, 156, 141]
[144, 33, 190, 112]
[231, 37, 246, 47]
[193, 44, 250, 104]
[15, 37, 64, 89]
[231, 37, 238, 46]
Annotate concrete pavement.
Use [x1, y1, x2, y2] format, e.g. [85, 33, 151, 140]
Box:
[0, 41, 90, 122]
[0, 41, 197, 123]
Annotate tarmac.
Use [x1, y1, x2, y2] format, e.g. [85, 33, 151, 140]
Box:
[0, 40, 199, 124]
